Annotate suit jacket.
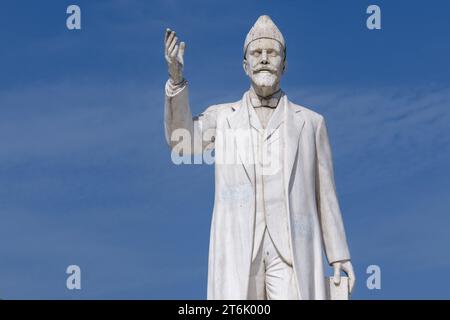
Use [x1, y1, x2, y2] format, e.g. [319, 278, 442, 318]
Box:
[164, 82, 351, 299]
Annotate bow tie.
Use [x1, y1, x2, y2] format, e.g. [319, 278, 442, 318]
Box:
[249, 89, 282, 108]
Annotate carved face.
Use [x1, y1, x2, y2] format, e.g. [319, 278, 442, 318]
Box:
[244, 38, 285, 91]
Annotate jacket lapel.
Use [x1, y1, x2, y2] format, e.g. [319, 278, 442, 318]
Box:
[227, 92, 255, 187]
[283, 96, 305, 191]
[226, 92, 305, 189]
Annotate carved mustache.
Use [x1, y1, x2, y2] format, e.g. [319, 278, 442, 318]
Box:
[253, 66, 277, 73]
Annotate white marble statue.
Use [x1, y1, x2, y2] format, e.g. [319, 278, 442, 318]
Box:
[163, 15, 355, 300]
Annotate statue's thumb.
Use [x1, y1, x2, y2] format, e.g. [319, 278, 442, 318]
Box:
[179, 42, 186, 58]
[333, 265, 341, 285]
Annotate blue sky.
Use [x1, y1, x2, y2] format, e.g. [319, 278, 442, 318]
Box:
[0, 0, 449, 299]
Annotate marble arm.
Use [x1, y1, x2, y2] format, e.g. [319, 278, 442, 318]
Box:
[315, 116, 355, 293]
[164, 80, 217, 155]
[163, 28, 217, 155]
[164, 79, 194, 149]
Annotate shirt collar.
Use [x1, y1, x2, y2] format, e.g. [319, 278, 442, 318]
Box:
[249, 87, 283, 108]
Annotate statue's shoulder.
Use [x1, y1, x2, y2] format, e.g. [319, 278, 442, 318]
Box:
[288, 100, 325, 126]
[203, 100, 240, 117]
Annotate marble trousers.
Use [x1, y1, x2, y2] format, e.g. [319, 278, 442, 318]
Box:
[248, 228, 300, 300]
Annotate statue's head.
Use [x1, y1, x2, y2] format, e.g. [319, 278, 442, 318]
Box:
[243, 15, 286, 95]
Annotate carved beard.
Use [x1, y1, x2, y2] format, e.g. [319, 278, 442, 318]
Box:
[251, 71, 279, 88]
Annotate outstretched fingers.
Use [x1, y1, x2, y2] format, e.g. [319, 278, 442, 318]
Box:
[168, 36, 178, 58]
[165, 28, 171, 42]
[178, 41, 185, 61]
[165, 30, 176, 53]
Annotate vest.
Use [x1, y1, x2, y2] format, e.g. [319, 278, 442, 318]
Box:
[247, 95, 292, 265]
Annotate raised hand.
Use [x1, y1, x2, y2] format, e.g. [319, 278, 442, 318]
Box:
[164, 28, 185, 84]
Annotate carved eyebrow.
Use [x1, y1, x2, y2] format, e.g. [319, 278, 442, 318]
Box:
[250, 45, 280, 50]
[251, 48, 278, 53]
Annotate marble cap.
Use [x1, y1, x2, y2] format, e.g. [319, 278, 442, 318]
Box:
[244, 15, 286, 57]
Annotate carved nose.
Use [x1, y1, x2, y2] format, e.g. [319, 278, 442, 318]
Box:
[261, 50, 268, 64]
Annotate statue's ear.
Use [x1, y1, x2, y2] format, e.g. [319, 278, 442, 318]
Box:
[282, 59, 287, 74]
[243, 59, 250, 76]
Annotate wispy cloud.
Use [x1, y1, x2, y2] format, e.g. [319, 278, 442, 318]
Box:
[287, 84, 450, 193]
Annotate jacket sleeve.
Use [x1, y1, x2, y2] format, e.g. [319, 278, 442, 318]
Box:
[164, 79, 218, 155]
[315, 116, 351, 265]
